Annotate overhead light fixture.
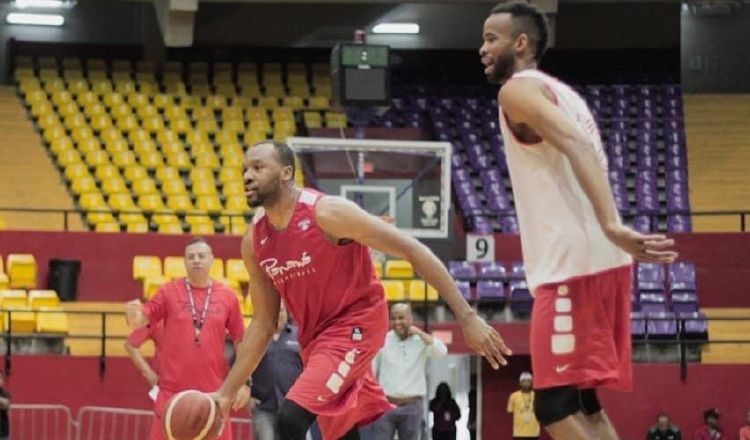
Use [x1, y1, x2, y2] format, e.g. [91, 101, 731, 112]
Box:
[6, 12, 65, 26]
[15, 0, 67, 8]
[372, 23, 420, 35]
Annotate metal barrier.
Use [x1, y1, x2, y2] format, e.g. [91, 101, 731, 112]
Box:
[76, 406, 152, 440]
[10, 404, 74, 440]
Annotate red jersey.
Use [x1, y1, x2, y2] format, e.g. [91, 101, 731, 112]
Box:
[143, 278, 245, 393]
[252, 189, 389, 351]
[127, 321, 164, 373]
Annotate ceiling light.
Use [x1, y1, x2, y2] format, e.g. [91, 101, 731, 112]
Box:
[15, 0, 66, 8]
[6, 12, 65, 26]
[372, 23, 419, 35]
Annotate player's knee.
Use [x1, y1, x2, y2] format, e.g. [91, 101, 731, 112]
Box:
[579, 388, 602, 415]
[278, 399, 316, 439]
[533, 386, 580, 426]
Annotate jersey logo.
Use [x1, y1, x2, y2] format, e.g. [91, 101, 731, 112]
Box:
[260, 236, 269, 245]
[555, 364, 571, 374]
[298, 218, 311, 231]
[260, 252, 315, 283]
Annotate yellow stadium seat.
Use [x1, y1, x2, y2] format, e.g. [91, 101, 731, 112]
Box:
[385, 260, 414, 279]
[325, 112, 347, 128]
[132, 178, 159, 196]
[209, 259, 224, 279]
[189, 167, 214, 182]
[78, 192, 107, 210]
[153, 94, 173, 110]
[35, 307, 68, 334]
[308, 96, 330, 110]
[57, 149, 83, 167]
[184, 210, 212, 226]
[44, 125, 67, 144]
[158, 223, 184, 235]
[164, 257, 187, 279]
[196, 195, 223, 214]
[153, 210, 180, 226]
[95, 164, 120, 181]
[382, 280, 406, 302]
[226, 259, 250, 284]
[139, 151, 165, 171]
[162, 179, 188, 196]
[119, 209, 147, 224]
[3, 307, 36, 334]
[170, 117, 192, 134]
[195, 153, 220, 170]
[101, 177, 128, 194]
[156, 130, 179, 145]
[133, 255, 162, 281]
[166, 152, 192, 171]
[222, 181, 244, 197]
[138, 194, 165, 211]
[142, 116, 165, 133]
[243, 294, 254, 316]
[7, 255, 37, 289]
[108, 193, 136, 210]
[219, 167, 243, 184]
[167, 195, 194, 212]
[192, 180, 218, 197]
[95, 222, 121, 233]
[64, 163, 89, 182]
[249, 119, 272, 134]
[127, 222, 150, 233]
[225, 195, 249, 212]
[87, 211, 117, 225]
[124, 165, 148, 182]
[407, 280, 427, 302]
[112, 151, 137, 168]
[372, 260, 383, 279]
[225, 218, 248, 235]
[0, 274, 8, 290]
[28, 290, 61, 309]
[0, 289, 27, 308]
[71, 176, 97, 194]
[101, 127, 125, 144]
[143, 275, 169, 299]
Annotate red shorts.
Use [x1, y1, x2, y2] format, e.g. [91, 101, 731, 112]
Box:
[287, 339, 395, 440]
[150, 389, 233, 440]
[530, 265, 633, 392]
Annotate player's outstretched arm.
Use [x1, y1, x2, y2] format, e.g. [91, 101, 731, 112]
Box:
[316, 196, 512, 369]
[214, 228, 281, 415]
[499, 79, 678, 263]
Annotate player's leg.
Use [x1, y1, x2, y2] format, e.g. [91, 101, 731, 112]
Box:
[534, 386, 596, 440]
[278, 399, 317, 440]
[251, 408, 279, 440]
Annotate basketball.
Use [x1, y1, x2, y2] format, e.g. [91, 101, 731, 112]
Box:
[163, 390, 222, 440]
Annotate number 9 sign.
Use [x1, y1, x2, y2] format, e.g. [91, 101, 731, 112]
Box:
[466, 234, 495, 262]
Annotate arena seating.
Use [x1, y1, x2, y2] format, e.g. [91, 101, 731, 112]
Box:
[13, 56, 346, 233]
[378, 83, 690, 234]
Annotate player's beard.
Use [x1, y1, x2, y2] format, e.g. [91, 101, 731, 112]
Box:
[487, 47, 516, 85]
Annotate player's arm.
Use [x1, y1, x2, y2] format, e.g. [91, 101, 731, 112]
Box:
[499, 79, 677, 263]
[316, 197, 511, 369]
[126, 287, 166, 329]
[215, 228, 280, 413]
[506, 393, 514, 414]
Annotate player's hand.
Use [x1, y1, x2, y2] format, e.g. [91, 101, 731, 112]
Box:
[459, 311, 512, 370]
[248, 397, 260, 412]
[125, 299, 144, 329]
[408, 325, 424, 336]
[210, 391, 232, 424]
[605, 224, 678, 263]
[231, 385, 251, 411]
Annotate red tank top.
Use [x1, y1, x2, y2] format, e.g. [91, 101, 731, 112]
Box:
[252, 189, 388, 350]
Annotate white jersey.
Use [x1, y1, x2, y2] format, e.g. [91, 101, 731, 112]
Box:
[498, 69, 631, 292]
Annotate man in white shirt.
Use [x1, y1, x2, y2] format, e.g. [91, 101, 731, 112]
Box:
[371, 303, 448, 440]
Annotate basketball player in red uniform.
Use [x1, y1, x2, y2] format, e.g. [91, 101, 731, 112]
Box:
[479, 3, 678, 440]
[212, 141, 511, 440]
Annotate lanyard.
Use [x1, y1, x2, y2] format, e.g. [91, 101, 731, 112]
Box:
[185, 279, 213, 345]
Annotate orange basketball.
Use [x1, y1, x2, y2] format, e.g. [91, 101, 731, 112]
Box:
[163, 390, 222, 440]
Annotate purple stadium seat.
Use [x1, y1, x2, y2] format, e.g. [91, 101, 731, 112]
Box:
[678, 312, 708, 340]
[510, 261, 525, 279]
[500, 216, 519, 234]
[477, 261, 507, 281]
[638, 262, 665, 282]
[646, 312, 678, 338]
[637, 154, 658, 171]
[636, 193, 659, 214]
[631, 311, 646, 339]
[671, 292, 699, 314]
[614, 192, 630, 213]
[667, 194, 689, 214]
[610, 119, 629, 132]
[640, 291, 668, 314]
[609, 170, 627, 184]
[667, 215, 691, 232]
[480, 169, 502, 186]
[608, 143, 628, 157]
[668, 262, 696, 287]
[477, 281, 505, 302]
[456, 181, 476, 197]
[509, 280, 533, 317]
[459, 194, 483, 215]
[456, 280, 472, 302]
[666, 169, 688, 185]
[609, 155, 630, 172]
[451, 153, 466, 169]
[471, 216, 493, 234]
[452, 168, 471, 183]
[633, 215, 653, 233]
[449, 261, 477, 281]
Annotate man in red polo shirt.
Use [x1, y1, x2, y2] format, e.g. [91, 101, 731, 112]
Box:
[126, 237, 250, 439]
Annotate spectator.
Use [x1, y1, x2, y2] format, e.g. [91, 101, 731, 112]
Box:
[126, 237, 249, 440]
[429, 382, 461, 440]
[694, 408, 722, 440]
[507, 372, 540, 440]
[647, 413, 681, 440]
[739, 408, 750, 440]
[249, 302, 320, 440]
[372, 302, 448, 440]
[0, 371, 10, 440]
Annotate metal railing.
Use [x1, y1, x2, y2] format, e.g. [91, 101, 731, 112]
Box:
[9, 404, 253, 440]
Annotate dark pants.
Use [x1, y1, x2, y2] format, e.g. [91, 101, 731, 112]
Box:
[371, 400, 422, 440]
[432, 428, 456, 440]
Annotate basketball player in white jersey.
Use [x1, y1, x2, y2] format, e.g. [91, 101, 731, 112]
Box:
[479, 3, 678, 440]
